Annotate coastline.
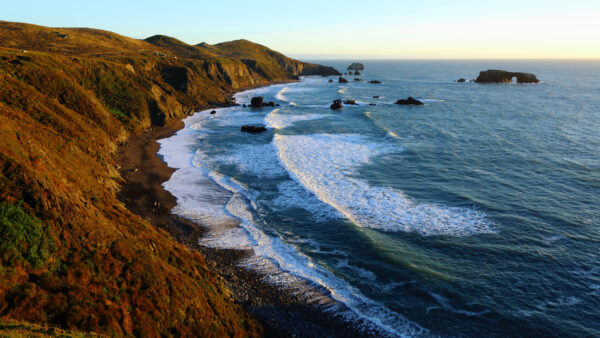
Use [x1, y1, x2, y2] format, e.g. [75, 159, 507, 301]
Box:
[115, 100, 370, 337]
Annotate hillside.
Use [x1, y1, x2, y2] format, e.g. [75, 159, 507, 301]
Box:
[0, 20, 339, 336]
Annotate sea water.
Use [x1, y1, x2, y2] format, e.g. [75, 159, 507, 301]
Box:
[158, 60, 600, 336]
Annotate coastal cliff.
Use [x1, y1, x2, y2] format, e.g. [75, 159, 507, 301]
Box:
[0, 20, 337, 336]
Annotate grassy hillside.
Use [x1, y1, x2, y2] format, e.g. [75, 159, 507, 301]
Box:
[0, 20, 338, 336]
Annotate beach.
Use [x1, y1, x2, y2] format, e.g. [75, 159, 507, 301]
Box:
[115, 104, 370, 337]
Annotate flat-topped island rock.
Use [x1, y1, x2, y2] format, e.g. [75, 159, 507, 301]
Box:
[475, 69, 540, 83]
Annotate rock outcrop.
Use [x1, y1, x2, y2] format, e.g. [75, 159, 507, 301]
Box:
[250, 96, 275, 108]
[395, 97, 424, 105]
[347, 62, 364, 71]
[475, 70, 539, 83]
[330, 99, 343, 110]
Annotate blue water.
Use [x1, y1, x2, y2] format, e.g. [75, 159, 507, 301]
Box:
[159, 60, 600, 336]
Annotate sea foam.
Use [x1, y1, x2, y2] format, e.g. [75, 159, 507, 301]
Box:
[274, 133, 494, 236]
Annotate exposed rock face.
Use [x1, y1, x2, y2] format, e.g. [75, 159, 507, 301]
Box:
[456, 78, 466, 83]
[475, 70, 539, 83]
[347, 62, 364, 71]
[290, 74, 300, 80]
[395, 97, 424, 105]
[338, 77, 348, 83]
[241, 125, 267, 133]
[330, 99, 343, 110]
[250, 96, 275, 108]
[343, 100, 358, 105]
[369, 80, 382, 84]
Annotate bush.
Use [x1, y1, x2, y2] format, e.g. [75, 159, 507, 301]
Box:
[0, 201, 52, 267]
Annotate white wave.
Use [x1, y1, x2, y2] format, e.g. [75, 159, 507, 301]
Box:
[338, 87, 347, 94]
[265, 110, 332, 129]
[276, 86, 290, 102]
[274, 133, 494, 236]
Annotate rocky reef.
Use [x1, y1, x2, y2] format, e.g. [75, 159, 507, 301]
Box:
[475, 70, 540, 83]
[395, 97, 424, 105]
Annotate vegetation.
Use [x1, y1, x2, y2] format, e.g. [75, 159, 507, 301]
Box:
[0, 19, 335, 336]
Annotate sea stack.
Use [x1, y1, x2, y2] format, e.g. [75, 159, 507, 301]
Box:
[475, 70, 539, 83]
[347, 62, 365, 71]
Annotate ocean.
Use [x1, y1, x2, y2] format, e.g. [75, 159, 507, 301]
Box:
[158, 60, 600, 336]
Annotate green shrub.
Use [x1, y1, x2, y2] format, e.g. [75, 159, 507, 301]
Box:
[0, 201, 52, 267]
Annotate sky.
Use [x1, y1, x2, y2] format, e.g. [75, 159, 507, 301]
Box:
[2, 0, 599, 59]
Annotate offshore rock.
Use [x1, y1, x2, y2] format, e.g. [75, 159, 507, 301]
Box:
[338, 77, 348, 83]
[456, 78, 466, 82]
[395, 97, 424, 105]
[241, 125, 267, 133]
[475, 70, 540, 83]
[347, 62, 364, 71]
[343, 100, 358, 105]
[354, 70, 361, 76]
[354, 78, 362, 81]
[369, 80, 382, 84]
[250, 96, 275, 107]
[330, 99, 343, 110]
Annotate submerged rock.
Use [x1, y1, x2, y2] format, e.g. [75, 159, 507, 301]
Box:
[475, 70, 539, 83]
[456, 78, 466, 83]
[373, 95, 380, 98]
[368, 80, 382, 84]
[241, 125, 267, 133]
[354, 78, 362, 81]
[343, 100, 358, 105]
[328, 79, 334, 82]
[330, 99, 343, 110]
[338, 77, 348, 83]
[395, 97, 424, 105]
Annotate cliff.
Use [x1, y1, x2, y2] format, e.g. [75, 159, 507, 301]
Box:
[475, 69, 540, 83]
[0, 20, 336, 336]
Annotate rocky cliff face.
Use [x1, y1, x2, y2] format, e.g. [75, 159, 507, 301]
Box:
[0, 20, 340, 336]
[475, 69, 540, 83]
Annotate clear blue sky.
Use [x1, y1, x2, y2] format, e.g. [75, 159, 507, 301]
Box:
[2, 0, 599, 59]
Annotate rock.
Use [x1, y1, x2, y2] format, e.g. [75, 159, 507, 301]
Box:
[368, 80, 382, 84]
[474, 69, 539, 83]
[328, 79, 333, 82]
[338, 77, 348, 83]
[243, 103, 247, 107]
[347, 62, 365, 71]
[369, 103, 376, 106]
[210, 110, 216, 114]
[354, 71, 361, 76]
[241, 125, 267, 133]
[373, 95, 380, 98]
[456, 78, 466, 83]
[330, 99, 343, 110]
[354, 78, 362, 81]
[250, 96, 275, 107]
[290, 74, 300, 80]
[395, 97, 424, 105]
[343, 100, 358, 105]
[250, 96, 264, 108]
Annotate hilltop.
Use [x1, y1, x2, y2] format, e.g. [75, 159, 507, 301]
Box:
[0, 20, 338, 336]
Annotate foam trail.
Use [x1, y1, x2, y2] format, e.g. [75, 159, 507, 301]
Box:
[274, 133, 494, 236]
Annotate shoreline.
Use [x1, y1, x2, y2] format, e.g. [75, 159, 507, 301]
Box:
[115, 99, 370, 337]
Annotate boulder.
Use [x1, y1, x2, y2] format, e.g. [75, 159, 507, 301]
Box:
[347, 62, 365, 71]
[328, 79, 334, 82]
[343, 100, 358, 105]
[210, 110, 216, 114]
[330, 99, 343, 110]
[290, 74, 300, 80]
[250, 96, 275, 107]
[474, 70, 539, 83]
[339, 77, 348, 83]
[456, 78, 466, 83]
[373, 95, 380, 98]
[368, 80, 382, 84]
[241, 125, 267, 133]
[395, 97, 424, 106]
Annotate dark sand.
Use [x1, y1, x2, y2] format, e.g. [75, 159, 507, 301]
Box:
[116, 116, 372, 337]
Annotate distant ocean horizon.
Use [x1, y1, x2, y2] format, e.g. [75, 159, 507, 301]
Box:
[159, 60, 600, 336]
